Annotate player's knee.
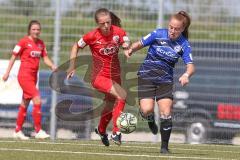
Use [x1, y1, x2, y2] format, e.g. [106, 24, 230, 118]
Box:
[32, 96, 41, 105]
[116, 88, 126, 100]
[139, 109, 154, 122]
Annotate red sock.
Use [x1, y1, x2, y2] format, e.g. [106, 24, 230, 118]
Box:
[112, 99, 125, 133]
[15, 105, 27, 132]
[98, 107, 113, 134]
[32, 104, 42, 133]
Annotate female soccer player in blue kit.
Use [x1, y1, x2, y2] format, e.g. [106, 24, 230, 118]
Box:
[125, 11, 195, 154]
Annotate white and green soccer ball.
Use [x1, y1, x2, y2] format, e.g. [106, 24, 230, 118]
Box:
[117, 112, 137, 134]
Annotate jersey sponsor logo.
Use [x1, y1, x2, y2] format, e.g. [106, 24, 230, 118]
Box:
[13, 45, 21, 53]
[78, 38, 86, 48]
[99, 44, 118, 56]
[113, 35, 120, 43]
[156, 47, 176, 58]
[30, 51, 41, 58]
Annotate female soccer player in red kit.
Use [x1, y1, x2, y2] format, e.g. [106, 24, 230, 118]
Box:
[2, 20, 56, 140]
[67, 8, 130, 146]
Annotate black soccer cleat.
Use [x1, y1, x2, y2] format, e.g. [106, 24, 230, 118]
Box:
[148, 121, 158, 135]
[95, 128, 110, 146]
[160, 148, 170, 154]
[111, 132, 122, 145]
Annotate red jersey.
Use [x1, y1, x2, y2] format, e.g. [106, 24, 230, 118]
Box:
[77, 25, 128, 80]
[12, 36, 47, 77]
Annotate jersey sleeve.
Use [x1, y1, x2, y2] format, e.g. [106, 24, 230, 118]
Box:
[12, 39, 25, 56]
[77, 32, 92, 48]
[119, 29, 131, 48]
[181, 42, 194, 64]
[140, 30, 158, 47]
[119, 29, 127, 44]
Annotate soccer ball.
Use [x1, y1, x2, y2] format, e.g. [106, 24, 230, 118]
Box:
[116, 112, 137, 134]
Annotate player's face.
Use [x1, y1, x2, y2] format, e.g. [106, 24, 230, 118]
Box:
[168, 18, 184, 40]
[97, 14, 112, 36]
[29, 24, 41, 39]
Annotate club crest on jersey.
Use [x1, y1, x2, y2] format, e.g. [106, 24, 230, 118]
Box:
[30, 51, 41, 57]
[113, 35, 119, 43]
[174, 45, 182, 53]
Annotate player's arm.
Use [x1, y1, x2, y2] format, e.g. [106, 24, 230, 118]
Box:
[124, 40, 143, 58]
[43, 56, 56, 71]
[179, 42, 195, 86]
[67, 42, 79, 79]
[179, 63, 195, 86]
[2, 54, 17, 81]
[124, 30, 157, 58]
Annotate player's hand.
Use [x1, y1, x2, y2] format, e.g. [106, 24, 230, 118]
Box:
[66, 69, 75, 79]
[51, 65, 57, 72]
[179, 73, 189, 86]
[122, 42, 130, 50]
[2, 73, 9, 81]
[124, 48, 133, 58]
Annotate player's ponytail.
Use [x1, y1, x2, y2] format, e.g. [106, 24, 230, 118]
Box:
[110, 11, 121, 27]
[177, 11, 191, 39]
[27, 20, 41, 35]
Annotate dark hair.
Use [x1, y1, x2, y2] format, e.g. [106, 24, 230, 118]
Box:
[28, 20, 41, 35]
[94, 8, 121, 27]
[172, 11, 191, 39]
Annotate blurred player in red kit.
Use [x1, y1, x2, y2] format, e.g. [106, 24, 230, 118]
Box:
[3, 20, 56, 140]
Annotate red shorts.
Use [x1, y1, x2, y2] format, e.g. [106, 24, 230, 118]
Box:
[92, 75, 121, 101]
[18, 75, 39, 99]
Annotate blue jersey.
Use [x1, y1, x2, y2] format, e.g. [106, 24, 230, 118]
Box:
[138, 29, 193, 84]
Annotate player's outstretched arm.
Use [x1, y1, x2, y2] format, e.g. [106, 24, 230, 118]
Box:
[2, 54, 17, 81]
[124, 40, 143, 58]
[67, 42, 79, 79]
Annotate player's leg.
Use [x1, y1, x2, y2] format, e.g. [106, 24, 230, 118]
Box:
[13, 98, 30, 140]
[110, 82, 126, 145]
[156, 83, 174, 154]
[95, 95, 115, 146]
[14, 77, 34, 140]
[138, 77, 158, 134]
[92, 75, 126, 145]
[139, 99, 158, 134]
[32, 95, 50, 139]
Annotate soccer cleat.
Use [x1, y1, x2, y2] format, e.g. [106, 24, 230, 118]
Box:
[35, 129, 50, 139]
[95, 128, 110, 146]
[148, 121, 158, 135]
[160, 148, 170, 154]
[111, 132, 122, 145]
[13, 131, 29, 140]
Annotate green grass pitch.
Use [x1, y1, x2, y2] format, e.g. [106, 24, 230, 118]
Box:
[0, 139, 240, 160]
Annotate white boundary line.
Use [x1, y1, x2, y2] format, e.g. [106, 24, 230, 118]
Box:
[0, 147, 231, 160]
[0, 140, 240, 155]
[0, 140, 240, 154]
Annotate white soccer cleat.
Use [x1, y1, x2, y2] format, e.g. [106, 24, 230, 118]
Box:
[35, 129, 50, 139]
[13, 131, 30, 140]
